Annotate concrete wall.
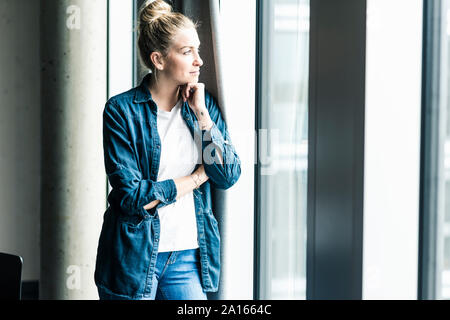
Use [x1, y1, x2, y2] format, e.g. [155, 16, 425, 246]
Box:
[0, 0, 41, 281]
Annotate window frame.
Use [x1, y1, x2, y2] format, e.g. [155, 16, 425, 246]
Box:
[419, 0, 445, 300]
[306, 0, 366, 299]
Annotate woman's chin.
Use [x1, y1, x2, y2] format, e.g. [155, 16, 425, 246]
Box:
[188, 76, 199, 83]
[190, 72, 200, 79]
[177, 75, 199, 85]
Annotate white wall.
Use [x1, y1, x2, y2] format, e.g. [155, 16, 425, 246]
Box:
[363, 0, 423, 299]
[0, 0, 41, 281]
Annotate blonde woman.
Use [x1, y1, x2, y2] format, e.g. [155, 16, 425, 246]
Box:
[94, 0, 241, 300]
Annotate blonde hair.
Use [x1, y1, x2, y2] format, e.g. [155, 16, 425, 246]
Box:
[137, 0, 198, 74]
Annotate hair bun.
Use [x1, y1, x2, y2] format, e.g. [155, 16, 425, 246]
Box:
[140, 0, 172, 23]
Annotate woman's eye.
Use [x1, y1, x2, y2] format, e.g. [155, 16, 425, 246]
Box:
[183, 49, 200, 55]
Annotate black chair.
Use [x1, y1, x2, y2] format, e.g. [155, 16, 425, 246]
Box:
[0, 252, 23, 300]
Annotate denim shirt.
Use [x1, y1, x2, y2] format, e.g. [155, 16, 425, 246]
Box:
[94, 73, 241, 299]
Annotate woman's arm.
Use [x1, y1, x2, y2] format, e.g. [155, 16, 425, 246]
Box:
[104, 101, 178, 218]
[183, 87, 241, 190]
[143, 165, 209, 211]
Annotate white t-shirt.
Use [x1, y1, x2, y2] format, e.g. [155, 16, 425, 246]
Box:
[156, 99, 200, 252]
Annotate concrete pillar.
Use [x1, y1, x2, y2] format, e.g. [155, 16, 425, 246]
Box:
[40, 0, 107, 299]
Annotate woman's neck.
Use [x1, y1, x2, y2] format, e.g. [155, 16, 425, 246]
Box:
[148, 73, 181, 112]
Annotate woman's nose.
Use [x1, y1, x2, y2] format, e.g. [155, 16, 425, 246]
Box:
[194, 52, 203, 67]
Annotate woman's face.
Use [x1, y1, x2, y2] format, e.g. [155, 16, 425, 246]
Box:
[163, 27, 203, 85]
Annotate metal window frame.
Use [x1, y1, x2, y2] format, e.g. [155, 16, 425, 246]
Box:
[254, 0, 263, 300]
[418, 0, 444, 301]
[306, 0, 366, 299]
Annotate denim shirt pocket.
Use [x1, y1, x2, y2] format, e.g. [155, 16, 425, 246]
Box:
[114, 214, 153, 296]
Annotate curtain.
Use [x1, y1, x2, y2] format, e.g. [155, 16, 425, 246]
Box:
[175, 0, 228, 300]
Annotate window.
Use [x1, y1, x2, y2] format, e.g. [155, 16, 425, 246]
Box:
[257, 0, 309, 300]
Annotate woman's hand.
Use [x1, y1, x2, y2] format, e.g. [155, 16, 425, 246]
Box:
[180, 83, 214, 131]
[180, 82, 206, 111]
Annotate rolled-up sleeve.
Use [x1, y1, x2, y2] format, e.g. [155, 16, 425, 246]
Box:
[201, 92, 241, 190]
[103, 101, 177, 218]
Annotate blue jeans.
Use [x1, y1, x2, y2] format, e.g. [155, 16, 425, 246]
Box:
[98, 248, 207, 300]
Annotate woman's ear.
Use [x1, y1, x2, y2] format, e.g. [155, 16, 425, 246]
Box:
[150, 51, 165, 71]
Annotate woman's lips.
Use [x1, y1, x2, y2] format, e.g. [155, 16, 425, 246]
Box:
[190, 71, 200, 75]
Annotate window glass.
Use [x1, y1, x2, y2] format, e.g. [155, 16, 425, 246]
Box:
[258, 0, 309, 299]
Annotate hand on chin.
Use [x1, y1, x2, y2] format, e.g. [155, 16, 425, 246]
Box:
[180, 82, 206, 112]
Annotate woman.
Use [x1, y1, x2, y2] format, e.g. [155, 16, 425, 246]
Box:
[94, 0, 241, 300]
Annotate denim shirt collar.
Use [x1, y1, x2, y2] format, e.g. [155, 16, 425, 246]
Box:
[133, 73, 154, 104]
[135, 72, 193, 120]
